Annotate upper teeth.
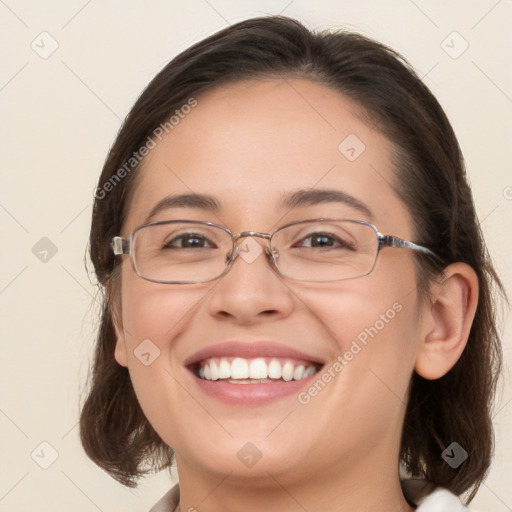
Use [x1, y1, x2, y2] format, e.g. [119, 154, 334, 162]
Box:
[198, 357, 317, 382]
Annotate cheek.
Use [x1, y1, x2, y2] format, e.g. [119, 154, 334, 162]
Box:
[286, 281, 419, 458]
[293, 260, 421, 411]
[298, 258, 419, 354]
[119, 263, 216, 346]
[117, 272, 215, 433]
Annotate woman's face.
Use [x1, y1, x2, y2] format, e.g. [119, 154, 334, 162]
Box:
[114, 79, 427, 487]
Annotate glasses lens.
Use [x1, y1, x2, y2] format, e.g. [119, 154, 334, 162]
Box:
[271, 220, 378, 281]
[132, 222, 232, 283]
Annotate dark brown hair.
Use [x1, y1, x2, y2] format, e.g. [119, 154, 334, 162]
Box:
[81, 15, 504, 501]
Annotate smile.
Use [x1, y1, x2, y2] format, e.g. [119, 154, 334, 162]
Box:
[184, 340, 325, 404]
[195, 357, 319, 383]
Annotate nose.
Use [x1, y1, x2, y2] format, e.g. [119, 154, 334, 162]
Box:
[206, 236, 295, 325]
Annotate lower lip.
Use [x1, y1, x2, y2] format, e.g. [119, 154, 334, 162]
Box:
[187, 370, 321, 405]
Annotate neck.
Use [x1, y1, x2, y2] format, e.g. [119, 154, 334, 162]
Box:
[174, 453, 415, 512]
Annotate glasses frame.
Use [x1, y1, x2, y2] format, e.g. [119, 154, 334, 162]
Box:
[111, 218, 438, 284]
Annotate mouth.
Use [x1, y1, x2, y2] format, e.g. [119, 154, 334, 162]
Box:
[184, 341, 325, 404]
[191, 356, 321, 384]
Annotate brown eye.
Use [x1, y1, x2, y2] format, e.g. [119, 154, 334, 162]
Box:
[294, 232, 356, 250]
[163, 233, 215, 249]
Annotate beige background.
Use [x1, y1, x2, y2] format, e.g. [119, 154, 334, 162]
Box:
[1, 1, 511, 511]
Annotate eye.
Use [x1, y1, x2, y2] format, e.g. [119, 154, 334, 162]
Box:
[295, 232, 356, 250]
[162, 232, 216, 249]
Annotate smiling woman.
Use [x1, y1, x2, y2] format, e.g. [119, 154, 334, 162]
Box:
[80, 16, 504, 512]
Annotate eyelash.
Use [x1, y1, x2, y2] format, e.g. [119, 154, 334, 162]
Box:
[162, 231, 356, 251]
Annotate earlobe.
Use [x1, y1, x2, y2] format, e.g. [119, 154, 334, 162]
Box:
[114, 330, 128, 367]
[414, 263, 479, 380]
[111, 301, 128, 368]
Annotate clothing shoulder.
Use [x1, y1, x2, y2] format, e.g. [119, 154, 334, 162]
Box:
[148, 481, 483, 511]
[402, 479, 480, 512]
[416, 488, 471, 511]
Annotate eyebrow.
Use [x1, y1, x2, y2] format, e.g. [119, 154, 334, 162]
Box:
[280, 188, 373, 220]
[144, 193, 220, 224]
[143, 188, 373, 224]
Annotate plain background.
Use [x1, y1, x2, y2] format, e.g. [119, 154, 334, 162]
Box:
[1, 1, 511, 511]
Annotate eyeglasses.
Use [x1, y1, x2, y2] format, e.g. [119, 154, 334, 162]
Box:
[111, 218, 437, 284]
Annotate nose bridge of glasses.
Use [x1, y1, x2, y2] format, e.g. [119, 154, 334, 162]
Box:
[233, 230, 272, 243]
[230, 231, 277, 262]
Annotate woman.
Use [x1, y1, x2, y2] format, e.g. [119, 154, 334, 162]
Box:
[81, 16, 504, 511]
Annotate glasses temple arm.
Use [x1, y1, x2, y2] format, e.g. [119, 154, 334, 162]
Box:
[111, 236, 130, 255]
[378, 234, 437, 257]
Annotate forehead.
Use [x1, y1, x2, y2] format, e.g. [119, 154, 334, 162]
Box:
[123, 78, 410, 235]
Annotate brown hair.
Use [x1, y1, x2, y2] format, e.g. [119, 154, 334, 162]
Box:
[80, 15, 504, 501]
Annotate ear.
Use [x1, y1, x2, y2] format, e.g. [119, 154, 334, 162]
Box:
[415, 262, 479, 380]
[109, 287, 128, 368]
[113, 321, 128, 367]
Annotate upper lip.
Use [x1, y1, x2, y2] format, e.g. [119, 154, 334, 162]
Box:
[183, 341, 325, 367]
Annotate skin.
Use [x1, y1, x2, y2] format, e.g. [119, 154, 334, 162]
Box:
[112, 79, 478, 512]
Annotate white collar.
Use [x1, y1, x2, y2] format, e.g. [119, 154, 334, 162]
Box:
[148, 480, 474, 511]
